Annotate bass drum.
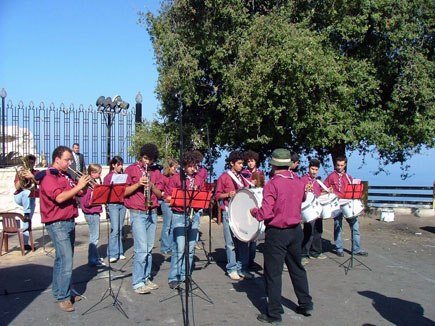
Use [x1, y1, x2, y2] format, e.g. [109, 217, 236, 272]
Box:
[228, 188, 265, 242]
[301, 192, 322, 223]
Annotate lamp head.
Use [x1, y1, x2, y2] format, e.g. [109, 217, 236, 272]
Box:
[96, 96, 105, 107]
[0, 88, 7, 99]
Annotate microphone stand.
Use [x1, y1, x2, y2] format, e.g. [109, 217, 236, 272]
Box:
[175, 92, 213, 326]
[204, 125, 214, 267]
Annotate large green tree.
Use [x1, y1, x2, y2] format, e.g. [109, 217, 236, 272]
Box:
[142, 0, 434, 168]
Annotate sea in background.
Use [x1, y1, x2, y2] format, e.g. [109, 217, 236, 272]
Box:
[210, 148, 435, 187]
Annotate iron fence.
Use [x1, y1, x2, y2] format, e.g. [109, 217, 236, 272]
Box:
[0, 100, 136, 166]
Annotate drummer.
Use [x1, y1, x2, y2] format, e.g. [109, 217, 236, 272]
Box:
[323, 155, 368, 257]
[215, 151, 253, 280]
[300, 159, 327, 265]
[250, 148, 313, 323]
[242, 150, 265, 269]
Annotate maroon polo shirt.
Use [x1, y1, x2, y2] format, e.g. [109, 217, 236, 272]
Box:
[123, 162, 164, 211]
[323, 171, 353, 199]
[251, 170, 306, 228]
[166, 172, 205, 213]
[300, 173, 322, 197]
[80, 187, 103, 214]
[39, 168, 79, 223]
[215, 171, 250, 211]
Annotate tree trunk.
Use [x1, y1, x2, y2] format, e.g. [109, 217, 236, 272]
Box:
[330, 142, 346, 170]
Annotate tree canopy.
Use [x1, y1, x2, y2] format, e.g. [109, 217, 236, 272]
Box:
[141, 0, 434, 169]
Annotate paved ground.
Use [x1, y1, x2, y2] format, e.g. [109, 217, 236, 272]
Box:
[1, 212, 435, 326]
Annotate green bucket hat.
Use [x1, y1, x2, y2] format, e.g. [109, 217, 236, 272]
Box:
[269, 148, 292, 167]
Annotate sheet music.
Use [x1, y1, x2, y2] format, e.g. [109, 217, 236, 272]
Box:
[111, 174, 128, 184]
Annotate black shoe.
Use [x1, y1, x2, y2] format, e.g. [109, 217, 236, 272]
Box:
[336, 251, 344, 257]
[355, 251, 368, 257]
[257, 314, 282, 324]
[296, 306, 313, 316]
[168, 281, 181, 289]
[24, 244, 32, 251]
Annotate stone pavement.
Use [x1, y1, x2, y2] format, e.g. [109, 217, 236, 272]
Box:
[1, 213, 435, 326]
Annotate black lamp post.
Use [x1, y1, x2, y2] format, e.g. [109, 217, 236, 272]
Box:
[0, 88, 7, 167]
[96, 95, 130, 165]
[135, 92, 142, 124]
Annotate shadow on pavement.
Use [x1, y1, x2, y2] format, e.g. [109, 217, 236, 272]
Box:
[232, 277, 266, 314]
[420, 226, 435, 234]
[359, 290, 435, 326]
[0, 264, 52, 326]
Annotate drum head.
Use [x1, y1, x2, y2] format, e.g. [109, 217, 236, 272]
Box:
[228, 188, 262, 242]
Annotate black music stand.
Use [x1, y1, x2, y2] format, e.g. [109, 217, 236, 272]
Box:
[338, 184, 372, 275]
[160, 188, 213, 305]
[82, 183, 128, 318]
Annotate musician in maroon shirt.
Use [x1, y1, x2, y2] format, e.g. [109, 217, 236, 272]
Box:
[39, 146, 91, 312]
[123, 143, 164, 294]
[215, 151, 253, 280]
[300, 159, 327, 264]
[251, 148, 313, 324]
[324, 156, 368, 257]
[164, 151, 206, 288]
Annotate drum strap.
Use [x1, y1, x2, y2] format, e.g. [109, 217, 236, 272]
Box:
[227, 170, 251, 188]
[316, 179, 330, 193]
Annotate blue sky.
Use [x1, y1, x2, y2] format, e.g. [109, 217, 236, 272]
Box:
[0, 0, 160, 117]
[1, 0, 433, 185]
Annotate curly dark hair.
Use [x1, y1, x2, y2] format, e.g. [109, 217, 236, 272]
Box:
[244, 150, 259, 164]
[182, 151, 198, 167]
[228, 151, 244, 164]
[140, 143, 159, 161]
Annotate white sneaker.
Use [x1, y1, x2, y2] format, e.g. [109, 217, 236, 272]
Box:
[133, 285, 151, 294]
[109, 257, 117, 263]
[119, 255, 126, 260]
[145, 279, 159, 290]
[228, 271, 241, 280]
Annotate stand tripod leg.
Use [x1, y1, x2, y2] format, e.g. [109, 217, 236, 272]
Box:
[81, 216, 128, 318]
[338, 222, 372, 275]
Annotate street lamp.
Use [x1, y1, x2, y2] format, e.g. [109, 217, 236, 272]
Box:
[135, 91, 142, 124]
[0, 88, 7, 167]
[96, 95, 130, 165]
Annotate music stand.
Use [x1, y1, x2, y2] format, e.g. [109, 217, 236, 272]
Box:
[82, 183, 129, 318]
[338, 184, 372, 275]
[161, 188, 213, 304]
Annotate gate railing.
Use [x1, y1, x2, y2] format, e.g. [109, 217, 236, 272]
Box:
[0, 100, 136, 166]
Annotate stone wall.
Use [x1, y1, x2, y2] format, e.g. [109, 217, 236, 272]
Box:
[0, 166, 116, 230]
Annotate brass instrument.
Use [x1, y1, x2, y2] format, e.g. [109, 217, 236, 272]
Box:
[67, 167, 96, 189]
[15, 156, 35, 190]
[143, 163, 153, 208]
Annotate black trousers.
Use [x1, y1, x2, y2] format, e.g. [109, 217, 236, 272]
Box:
[263, 224, 313, 319]
[301, 218, 323, 257]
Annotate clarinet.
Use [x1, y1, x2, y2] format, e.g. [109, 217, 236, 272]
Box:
[143, 163, 153, 208]
[187, 175, 197, 222]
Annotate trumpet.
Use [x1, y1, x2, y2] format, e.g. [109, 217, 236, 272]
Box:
[67, 167, 97, 189]
[143, 163, 153, 208]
